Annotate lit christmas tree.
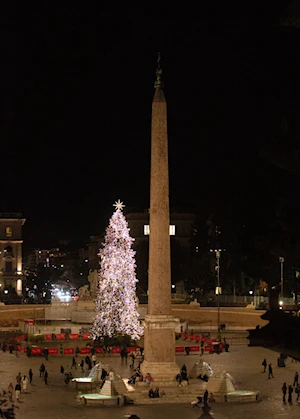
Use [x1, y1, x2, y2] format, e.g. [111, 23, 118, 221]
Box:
[90, 200, 143, 341]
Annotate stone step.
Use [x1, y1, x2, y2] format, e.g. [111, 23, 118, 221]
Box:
[125, 390, 204, 402]
[136, 388, 200, 396]
[125, 394, 201, 405]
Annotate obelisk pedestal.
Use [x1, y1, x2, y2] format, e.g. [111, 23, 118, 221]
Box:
[140, 58, 179, 384]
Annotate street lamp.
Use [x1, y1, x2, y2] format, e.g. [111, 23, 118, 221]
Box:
[279, 257, 284, 299]
[210, 249, 222, 340]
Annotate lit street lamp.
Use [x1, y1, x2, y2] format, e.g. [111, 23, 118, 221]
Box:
[279, 256, 284, 299]
[210, 249, 222, 340]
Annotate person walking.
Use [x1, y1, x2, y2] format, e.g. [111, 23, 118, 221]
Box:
[268, 363, 274, 379]
[91, 354, 97, 367]
[293, 371, 299, 387]
[75, 346, 80, 357]
[22, 375, 28, 392]
[60, 344, 63, 357]
[44, 370, 48, 385]
[71, 357, 77, 369]
[80, 360, 84, 373]
[29, 369, 33, 384]
[203, 389, 209, 406]
[15, 383, 21, 401]
[288, 384, 293, 403]
[295, 383, 300, 401]
[201, 341, 204, 356]
[262, 359, 267, 373]
[16, 372, 22, 385]
[282, 382, 287, 403]
[39, 363, 45, 378]
[120, 348, 125, 363]
[129, 352, 135, 368]
[8, 383, 13, 402]
[60, 365, 65, 375]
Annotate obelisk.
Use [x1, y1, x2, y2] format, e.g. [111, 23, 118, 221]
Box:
[140, 55, 179, 383]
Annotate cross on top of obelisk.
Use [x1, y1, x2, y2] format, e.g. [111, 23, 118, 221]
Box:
[154, 52, 163, 89]
[113, 199, 125, 211]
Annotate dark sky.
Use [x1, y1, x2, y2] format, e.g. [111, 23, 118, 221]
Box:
[2, 3, 299, 251]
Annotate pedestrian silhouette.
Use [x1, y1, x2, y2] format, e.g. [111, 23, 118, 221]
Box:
[288, 384, 293, 403]
[282, 382, 287, 403]
[268, 363, 274, 379]
[293, 371, 299, 387]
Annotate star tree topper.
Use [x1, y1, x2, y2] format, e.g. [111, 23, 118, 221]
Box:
[113, 199, 125, 211]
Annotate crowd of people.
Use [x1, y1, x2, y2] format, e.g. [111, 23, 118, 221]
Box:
[281, 372, 300, 403]
[262, 357, 300, 404]
[3, 331, 300, 418]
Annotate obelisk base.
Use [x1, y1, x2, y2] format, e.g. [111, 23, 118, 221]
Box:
[140, 360, 180, 385]
[140, 315, 180, 384]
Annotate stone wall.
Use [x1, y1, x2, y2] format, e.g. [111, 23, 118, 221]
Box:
[0, 305, 45, 326]
[169, 305, 268, 328]
[0, 303, 268, 329]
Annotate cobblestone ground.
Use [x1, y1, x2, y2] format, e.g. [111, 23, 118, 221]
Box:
[1, 344, 300, 419]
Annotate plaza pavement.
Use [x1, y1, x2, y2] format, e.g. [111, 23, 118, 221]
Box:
[1, 342, 300, 419]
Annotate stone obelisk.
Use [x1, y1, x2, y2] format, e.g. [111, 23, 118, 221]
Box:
[140, 55, 179, 383]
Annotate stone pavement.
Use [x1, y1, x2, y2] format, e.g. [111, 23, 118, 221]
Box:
[1, 344, 300, 419]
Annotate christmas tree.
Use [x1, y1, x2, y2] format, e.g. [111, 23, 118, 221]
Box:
[90, 200, 143, 341]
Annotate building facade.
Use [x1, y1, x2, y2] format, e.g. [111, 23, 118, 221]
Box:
[125, 209, 195, 248]
[0, 212, 26, 295]
[86, 211, 195, 272]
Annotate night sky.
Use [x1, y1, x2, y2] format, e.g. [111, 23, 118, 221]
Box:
[2, 3, 299, 251]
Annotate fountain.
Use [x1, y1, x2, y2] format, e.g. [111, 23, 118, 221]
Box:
[72, 362, 108, 389]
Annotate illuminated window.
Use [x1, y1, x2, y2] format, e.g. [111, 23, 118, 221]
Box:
[169, 225, 176, 236]
[5, 227, 12, 238]
[144, 225, 176, 235]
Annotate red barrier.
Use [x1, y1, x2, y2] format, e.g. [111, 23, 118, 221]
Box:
[189, 346, 200, 352]
[95, 347, 103, 354]
[82, 333, 90, 339]
[31, 347, 43, 355]
[69, 334, 79, 340]
[204, 345, 214, 352]
[17, 346, 22, 352]
[175, 346, 185, 353]
[80, 347, 91, 355]
[202, 338, 212, 345]
[126, 347, 137, 353]
[48, 348, 58, 355]
[24, 319, 34, 325]
[23, 347, 27, 353]
[112, 347, 122, 354]
[64, 348, 74, 355]
[44, 334, 53, 341]
[56, 334, 66, 340]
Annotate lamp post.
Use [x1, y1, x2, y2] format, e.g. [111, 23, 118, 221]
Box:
[210, 249, 222, 340]
[279, 256, 284, 299]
